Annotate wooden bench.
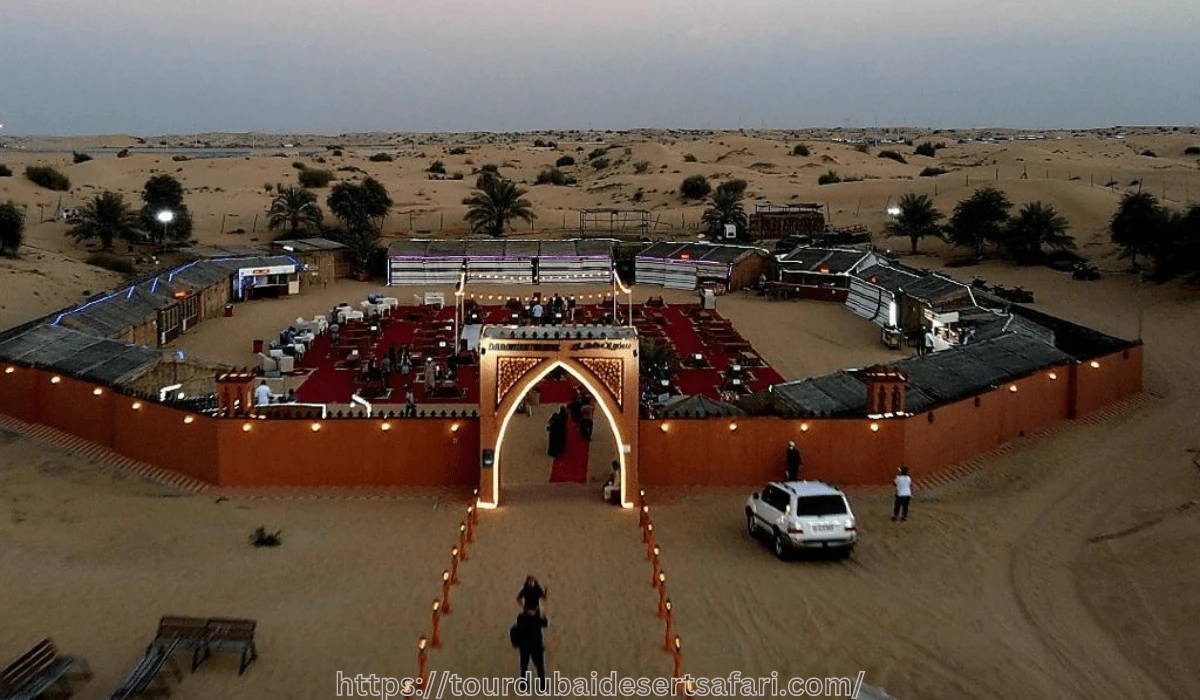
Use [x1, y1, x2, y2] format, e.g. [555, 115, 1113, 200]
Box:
[200, 619, 258, 675]
[1, 639, 92, 700]
[110, 639, 181, 700]
[147, 617, 258, 676]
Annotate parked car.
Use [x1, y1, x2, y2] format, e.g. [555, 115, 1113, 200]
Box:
[745, 481, 857, 559]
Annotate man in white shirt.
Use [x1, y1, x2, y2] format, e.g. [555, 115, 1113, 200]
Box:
[921, 329, 935, 357]
[531, 302, 544, 325]
[254, 380, 272, 407]
[892, 466, 913, 521]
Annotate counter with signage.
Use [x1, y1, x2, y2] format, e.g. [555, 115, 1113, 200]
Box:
[235, 262, 300, 300]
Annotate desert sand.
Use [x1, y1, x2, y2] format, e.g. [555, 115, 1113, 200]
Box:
[1, 130, 1199, 699]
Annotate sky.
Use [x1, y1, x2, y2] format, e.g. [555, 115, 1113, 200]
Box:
[1, 0, 1197, 135]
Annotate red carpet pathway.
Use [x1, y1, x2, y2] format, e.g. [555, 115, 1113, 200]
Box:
[549, 414, 590, 483]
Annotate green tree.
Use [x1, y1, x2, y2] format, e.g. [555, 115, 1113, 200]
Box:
[140, 174, 193, 246]
[679, 175, 711, 200]
[1109, 191, 1167, 268]
[885, 193, 943, 254]
[326, 178, 393, 273]
[462, 175, 535, 238]
[68, 191, 143, 250]
[945, 186, 1013, 257]
[1002, 201, 1074, 264]
[0, 201, 25, 257]
[702, 180, 749, 240]
[267, 186, 324, 238]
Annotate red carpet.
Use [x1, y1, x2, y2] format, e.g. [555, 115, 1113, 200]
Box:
[291, 301, 784, 406]
[549, 414, 590, 483]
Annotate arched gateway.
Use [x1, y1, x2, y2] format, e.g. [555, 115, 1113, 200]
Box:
[477, 325, 639, 509]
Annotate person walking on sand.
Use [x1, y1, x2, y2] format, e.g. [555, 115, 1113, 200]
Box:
[511, 607, 548, 691]
[892, 466, 913, 521]
[785, 441, 802, 481]
[517, 576, 548, 611]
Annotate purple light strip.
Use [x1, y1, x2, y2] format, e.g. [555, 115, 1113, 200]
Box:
[389, 255, 611, 261]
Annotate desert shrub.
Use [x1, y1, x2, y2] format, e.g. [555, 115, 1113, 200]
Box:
[447, 146, 468, 155]
[250, 526, 282, 547]
[1140, 149, 1157, 157]
[86, 252, 135, 274]
[817, 170, 842, 185]
[555, 155, 575, 168]
[0, 165, 11, 177]
[171, 155, 190, 162]
[878, 150, 907, 164]
[588, 147, 609, 161]
[1184, 146, 1200, 155]
[263, 182, 274, 192]
[427, 160, 446, 174]
[791, 143, 810, 157]
[25, 165, 70, 191]
[450, 172, 464, 181]
[679, 174, 711, 199]
[591, 157, 610, 170]
[634, 160, 651, 174]
[369, 152, 394, 162]
[297, 168, 334, 188]
[292, 161, 306, 170]
[631, 188, 644, 202]
[480, 164, 500, 176]
[73, 152, 93, 164]
[535, 168, 572, 186]
[116, 149, 130, 159]
[331, 149, 343, 157]
[683, 153, 698, 162]
[919, 166, 948, 177]
[853, 143, 871, 154]
[337, 165, 363, 173]
[843, 175, 864, 182]
[914, 142, 937, 157]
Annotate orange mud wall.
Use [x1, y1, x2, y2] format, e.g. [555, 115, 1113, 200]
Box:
[0, 346, 1139, 488]
[0, 367, 479, 488]
[640, 347, 1142, 486]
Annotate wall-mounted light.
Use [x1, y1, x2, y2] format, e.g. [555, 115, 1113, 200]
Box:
[1090, 360, 1101, 369]
[311, 422, 321, 432]
[131, 401, 142, 411]
[4, 366, 14, 374]
[1048, 372, 1058, 380]
[1009, 384, 1018, 393]
[381, 422, 391, 432]
[660, 423, 669, 433]
[242, 422, 252, 432]
[729, 422, 738, 432]
[50, 376, 62, 384]
[450, 423, 460, 433]
[870, 422, 880, 432]
[183, 415, 195, 425]
[799, 422, 809, 433]
[93, 387, 103, 396]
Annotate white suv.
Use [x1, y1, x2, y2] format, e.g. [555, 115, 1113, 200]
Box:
[745, 481, 857, 559]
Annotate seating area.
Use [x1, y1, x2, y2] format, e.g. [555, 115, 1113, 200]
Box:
[1, 639, 91, 700]
[288, 297, 782, 407]
[147, 617, 259, 675]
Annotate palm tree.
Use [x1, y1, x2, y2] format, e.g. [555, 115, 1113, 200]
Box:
[68, 191, 142, 250]
[702, 181, 749, 240]
[462, 175, 535, 237]
[1003, 201, 1074, 264]
[884, 193, 943, 254]
[268, 186, 324, 237]
[1110, 191, 1165, 268]
[945, 186, 1013, 258]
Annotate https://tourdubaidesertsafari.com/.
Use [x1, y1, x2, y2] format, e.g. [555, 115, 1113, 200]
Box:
[335, 670, 868, 698]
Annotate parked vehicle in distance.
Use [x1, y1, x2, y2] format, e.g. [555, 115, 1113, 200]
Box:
[745, 481, 857, 559]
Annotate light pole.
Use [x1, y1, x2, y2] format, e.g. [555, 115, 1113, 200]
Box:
[156, 210, 174, 248]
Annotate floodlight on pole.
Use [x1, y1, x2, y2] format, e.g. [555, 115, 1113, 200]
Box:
[156, 210, 175, 247]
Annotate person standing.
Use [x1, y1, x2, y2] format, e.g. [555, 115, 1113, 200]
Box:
[785, 441, 802, 481]
[921, 328, 935, 357]
[512, 607, 548, 691]
[892, 466, 913, 521]
[380, 354, 393, 387]
[517, 576, 548, 610]
[254, 380, 272, 407]
[405, 386, 417, 417]
[579, 401, 595, 441]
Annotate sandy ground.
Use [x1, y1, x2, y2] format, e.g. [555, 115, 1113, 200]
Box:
[2, 129, 1200, 699]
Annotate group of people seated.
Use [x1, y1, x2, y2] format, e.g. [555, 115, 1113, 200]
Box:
[271, 325, 313, 361]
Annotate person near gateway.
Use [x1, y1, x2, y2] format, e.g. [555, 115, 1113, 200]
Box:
[785, 441, 802, 481]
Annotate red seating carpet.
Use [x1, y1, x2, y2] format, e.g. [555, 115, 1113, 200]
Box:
[548, 414, 590, 483]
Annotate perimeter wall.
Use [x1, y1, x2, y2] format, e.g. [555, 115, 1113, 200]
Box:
[0, 346, 1140, 488]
